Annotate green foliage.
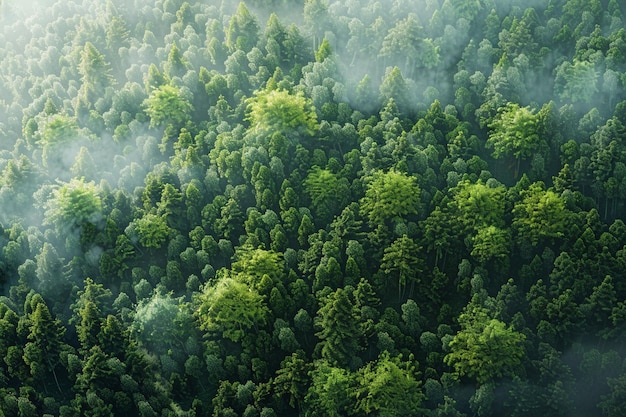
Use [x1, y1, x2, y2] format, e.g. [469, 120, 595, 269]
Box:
[304, 166, 350, 222]
[315, 288, 361, 367]
[305, 361, 353, 416]
[132, 291, 192, 354]
[3, 1, 626, 415]
[555, 60, 599, 104]
[360, 169, 421, 227]
[451, 180, 506, 231]
[486, 103, 542, 166]
[315, 38, 332, 63]
[444, 306, 526, 384]
[380, 235, 424, 300]
[143, 84, 193, 129]
[354, 351, 424, 416]
[195, 277, 269, 342]
[471, 226, 511, 266]
[78, 41, 114, 106]
[512, 182, 571, 245]
[44, 178, 102, 231]
[134, 212, 171, 249]
[246, 88, 318, 140]
[225, 2, 259, 53]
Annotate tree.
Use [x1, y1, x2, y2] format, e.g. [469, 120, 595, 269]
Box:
[444, 306, 526, 385]
[380, 235, 425, 300]
[305, 361, 354, 416]
[132, 291, 193, 355]
[77, 42, 114, 112]
[304, 166, 350, 224]
[195, 277, 269, 342]
[44, 177, 103, 233]
[486, 102, 543, 177]
[379, 67, 409, 113]
[231, 246, 285, 284]
[379, 14, 423, 77]
[303, 0, 331, 50]
[555, 60, 598, 104]
[163, 42, 188, 79]
[273, 351, 311, 410]
[354, 351, 424, 416]
[143, 84, 193, 129]
[35, 243, 69, 302]
[315, 288, 360, 367]
[450, 179, 506, 233]
[71, 146, 97, 180]
[133, 211, 171, 249]
[23, 300, 66, 394]
[225, 2, 259, 53]
[246, 88, 318, 142]
[38, 114, 80, 170]
[360, 169, 421, 228]
[600, 373, 626, 417]
[471, 225, 511, 267]
[105, 14, 130, 55]
[315, 37, 332, 63]
[512, 182, 571, 246]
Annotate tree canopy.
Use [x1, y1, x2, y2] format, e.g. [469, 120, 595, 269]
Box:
[0, 0, 626, 415]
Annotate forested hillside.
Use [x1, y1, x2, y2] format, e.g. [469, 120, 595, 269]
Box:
[1, 0, 626, 415]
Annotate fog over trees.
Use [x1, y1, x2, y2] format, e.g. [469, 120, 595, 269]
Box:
[1, 0, 626, 416]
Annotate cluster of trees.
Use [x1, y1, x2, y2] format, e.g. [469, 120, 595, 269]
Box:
[0, 0, 626, 415]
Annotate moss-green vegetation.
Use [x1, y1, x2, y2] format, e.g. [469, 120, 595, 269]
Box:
[0, 0, 626, 416]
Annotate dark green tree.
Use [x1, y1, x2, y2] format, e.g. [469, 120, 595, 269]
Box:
[23, 300, 67, 394]
[315, 288, 360, 368]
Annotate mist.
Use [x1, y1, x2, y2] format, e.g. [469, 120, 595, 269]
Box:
[1, 0, 626, 416]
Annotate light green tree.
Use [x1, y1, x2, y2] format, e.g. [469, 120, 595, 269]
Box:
[44, 178, 103, 232]
[77, 41, 114, 109]
[512, 182, 570, 246]
[132, 291, 193, 355]
[225, 2, 259, 53]
[360, 169, 421, 228]
[444, 306, 525, 384]
[246, 88, 318, 141]
[555, 60, 598, 104]
[135, 212, 171, 249]
[231, 246, 285, 284]
[486, 103, 542, 177]
[143, 84, 193, 129]
[450, 180, 506, 232]
[195, 277, 269, 342]
[39, 114, 80, 169]
[380, 235, 425, 300]
[305, 361, 354, 416]
[354, 351, 424, 416]
[304, 166, 350, 223]
[471, 225, 511, 267]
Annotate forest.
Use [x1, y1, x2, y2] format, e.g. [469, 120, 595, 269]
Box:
[1, 0, 626, 415]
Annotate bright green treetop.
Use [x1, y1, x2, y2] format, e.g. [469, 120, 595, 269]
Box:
[143, 84, 193, 129]
[444, 306, 526, 384]
[246, 88, 318, 140]
[486, 102, 542, 174]
[44, 178, 102, 231]
[195, 277, 269, 342]
[360, 169, 421, 227]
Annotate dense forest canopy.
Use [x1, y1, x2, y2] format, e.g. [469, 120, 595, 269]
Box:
[1, 0, 626, 416]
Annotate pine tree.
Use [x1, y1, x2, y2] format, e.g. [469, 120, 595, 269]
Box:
[316, 288, 360, 367]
